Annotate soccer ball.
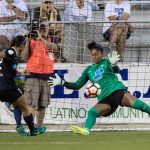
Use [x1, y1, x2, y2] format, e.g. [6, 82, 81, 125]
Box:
[85, 83, 101, 98]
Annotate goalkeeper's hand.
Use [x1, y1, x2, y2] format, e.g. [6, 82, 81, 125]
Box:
[47, 73, 64, 88]
[107, 51, 120, 66]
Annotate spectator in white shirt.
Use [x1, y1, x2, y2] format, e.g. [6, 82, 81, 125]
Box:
[103, 0, 133, 57]
[0, 0, 28, 43]
[69, 0, 99, 11]
[64, 0, 92, 22]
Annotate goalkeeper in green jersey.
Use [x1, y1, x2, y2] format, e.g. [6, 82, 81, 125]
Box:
[48, 41, 150, 135]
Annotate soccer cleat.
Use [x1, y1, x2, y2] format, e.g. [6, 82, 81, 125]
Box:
[16, 125, 30, 136]
[71, 126, 90, 135]
[30, 126, 46, 136]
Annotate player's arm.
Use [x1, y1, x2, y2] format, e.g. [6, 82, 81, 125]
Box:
[21, 39, 30, 62]
[48, 68, 89, 89]
[64, 69, 89, 90]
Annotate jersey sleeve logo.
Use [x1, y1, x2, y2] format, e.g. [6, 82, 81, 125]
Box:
[8, 50, 14, 55]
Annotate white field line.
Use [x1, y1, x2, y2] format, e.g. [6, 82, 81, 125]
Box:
[0, 141, 83, 145]
[1, 128, 150, 132]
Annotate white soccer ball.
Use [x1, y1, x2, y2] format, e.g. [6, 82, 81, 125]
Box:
[85, 83, 101, 98]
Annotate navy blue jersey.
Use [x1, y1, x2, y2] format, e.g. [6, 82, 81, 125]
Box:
[0, 48, 19, 81]
[0, 48, 22, 102]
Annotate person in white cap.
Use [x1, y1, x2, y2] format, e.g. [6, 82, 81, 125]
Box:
[33, 0, 67, 63]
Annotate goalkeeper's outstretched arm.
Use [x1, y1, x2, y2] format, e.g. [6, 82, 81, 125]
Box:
[48, 69, 89, 89]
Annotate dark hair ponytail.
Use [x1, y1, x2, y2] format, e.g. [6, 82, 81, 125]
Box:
[87, 41, 103, 53]
[11, 35, 26, 47]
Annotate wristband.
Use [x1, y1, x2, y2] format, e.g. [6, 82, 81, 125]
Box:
[111, 64, 117, 67]
[61, 80, 65, 85]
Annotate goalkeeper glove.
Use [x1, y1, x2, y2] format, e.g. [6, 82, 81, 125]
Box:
[107, 51, 120, 66]
[48, 73, 65, 88]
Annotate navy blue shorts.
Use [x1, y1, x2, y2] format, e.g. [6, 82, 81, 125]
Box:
[98, 89, 127, 117]
[0, 78, 22, 103]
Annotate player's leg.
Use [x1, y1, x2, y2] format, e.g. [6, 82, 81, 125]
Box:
[71, 103, 111, 135]
[24, 78, 40, 126]
[28, 106, 36, 119]
[13, 95, 46, 136]
[14, 106, 29, 136]
[71, 91, 121, 135]
[121, 92, 150, 114]
[14, 106, 22, 125]
[4, 102, 29, 136]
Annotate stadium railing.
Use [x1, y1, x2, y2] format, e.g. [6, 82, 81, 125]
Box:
[25, 0, 150, 10]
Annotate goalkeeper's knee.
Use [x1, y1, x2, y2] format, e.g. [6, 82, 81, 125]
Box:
[87, 108, 99, 117]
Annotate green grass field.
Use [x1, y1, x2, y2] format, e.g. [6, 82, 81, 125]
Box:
[1, 131, 150, 150]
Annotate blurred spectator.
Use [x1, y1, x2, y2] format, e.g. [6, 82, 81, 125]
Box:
[0, 0, 28, 44]
[33, 0, 66, 63]
[87, 0, 99, 11]
[69, 0, 99, 11]
[21, 24, 57, 128]
[33, 0, 61, 27]
[103, 0, 134, 58]
[64, 0, 92, 21]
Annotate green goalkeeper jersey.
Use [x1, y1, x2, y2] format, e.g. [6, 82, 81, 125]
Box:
[64, 58, 126, 101]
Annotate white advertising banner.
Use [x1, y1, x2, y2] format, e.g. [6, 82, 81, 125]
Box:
[0, 63, 150, 124]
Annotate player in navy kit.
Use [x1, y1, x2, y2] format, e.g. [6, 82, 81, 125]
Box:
[0, 35, 46, 136]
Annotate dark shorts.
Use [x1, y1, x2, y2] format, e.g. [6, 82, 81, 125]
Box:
[0, 78, 22, 103]
[98, 89, 127, 117]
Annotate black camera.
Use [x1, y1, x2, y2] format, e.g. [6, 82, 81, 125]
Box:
[30, 30, 38, 39]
